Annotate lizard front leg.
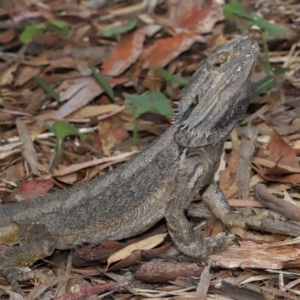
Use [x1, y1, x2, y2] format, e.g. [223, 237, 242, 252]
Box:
[165, 183, 236, 259]
[0, 222, 55, 295]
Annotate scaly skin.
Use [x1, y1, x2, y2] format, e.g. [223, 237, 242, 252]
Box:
[0, 36, 259, 295]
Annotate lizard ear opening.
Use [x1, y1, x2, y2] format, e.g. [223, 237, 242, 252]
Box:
[192, 96, 199, 107]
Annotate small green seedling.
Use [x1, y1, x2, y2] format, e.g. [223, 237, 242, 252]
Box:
[48, 20, 69, 36]
[19, 24, 44, 44]
[19, 20, 69, 44]
[224, 1, 287, 97]
[34, 75, 60, 102]
[90, 66, 115, 102]
[40, 120, 88, 171]
[124, 89, 173, 145]
[102, 20, 137, 41]
[151, 67, 188, 86]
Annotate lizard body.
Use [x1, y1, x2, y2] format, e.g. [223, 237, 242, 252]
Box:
[0, 36, 259, 295]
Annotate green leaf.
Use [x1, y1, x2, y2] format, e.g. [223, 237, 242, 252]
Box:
[39, 120, 88, 170]
[124, 90, 173, 119]
[273, 66, 289, 76]
[39, 119, 57, 136]
[34, 75, 60, 102]
[48, 20, 69, 36]
[149, 90, 173, 118]
[151, 67, 188, 86]
[124, 90, 173, 145]
[53, 120, 88, 139]
[223, 2, 251, 20]
[224, 2, 286, 37]
[39, 119, 88, 140]
[250, 13, 286, 36]
[251, 67, 288, 99]
[123, 93, 152, 118]
[19, 24, 44, 44]
[90, 67, 115, 102]
[251, 74, 275, 99]
[102, 20, 137, 38]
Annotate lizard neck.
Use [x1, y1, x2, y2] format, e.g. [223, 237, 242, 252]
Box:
[182, 138, 226, 162]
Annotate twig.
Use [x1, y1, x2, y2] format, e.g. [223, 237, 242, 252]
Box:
[54, 280, 132, 300]
[253, 184, 300, 221]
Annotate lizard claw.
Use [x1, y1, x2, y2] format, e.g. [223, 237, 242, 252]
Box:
[231, 234, 242, 247]
[222, 211, 247, 229]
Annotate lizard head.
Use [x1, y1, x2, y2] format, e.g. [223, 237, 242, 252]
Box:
[174, 36, 259, 148]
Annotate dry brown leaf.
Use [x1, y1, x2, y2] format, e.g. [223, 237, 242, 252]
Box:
[252, 157, 300, 184]
[138, 68, 164, 90]
[166, 0, 225, 34]
[106, 233, 167, 268]
[195, 262, 211, 299]
[102, 24, 161, 76]
[255, 170, 300, 184]
[268, 129, 298, 167]
[43, 57, 77, 74]
[0, 62, 19, 86]
[4, 163, 25, 182]
[98, 115, 129, 149]
[219, 129, 239, 197]
[15, 65, 40, 86]
[107, 242, 172, 272]
[252, 157, 300, 173]
[142, 31, 205, 68]
[53, 150, 138, 177]
[17, 179, 54, 200]
[68, 104, 121, 119]
[56, 173, 78, 185]
[252, 130, 300, 184]
[0, 29, 16, 43]
[204, 216, 225, 238]
[74, 241, 125, 265]
[52, 77, 126, 119]
[0, 149, 21, 160]
[16, 118, 41, 176]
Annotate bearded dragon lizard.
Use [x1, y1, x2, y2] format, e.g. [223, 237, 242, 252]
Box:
[0, 36, 260, 295]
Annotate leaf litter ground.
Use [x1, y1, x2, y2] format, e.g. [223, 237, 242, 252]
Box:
[1, 0, 300, 299]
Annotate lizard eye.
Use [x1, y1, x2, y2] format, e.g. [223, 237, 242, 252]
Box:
[208, 53, 230, 71]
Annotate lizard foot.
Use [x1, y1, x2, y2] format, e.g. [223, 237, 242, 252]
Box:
[0, 222, 55, 295]
[0, 266, 34, 296]
[219, 207, 275, 230]
[221, 207, 300, 237]
[174, 232, 237, 259]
